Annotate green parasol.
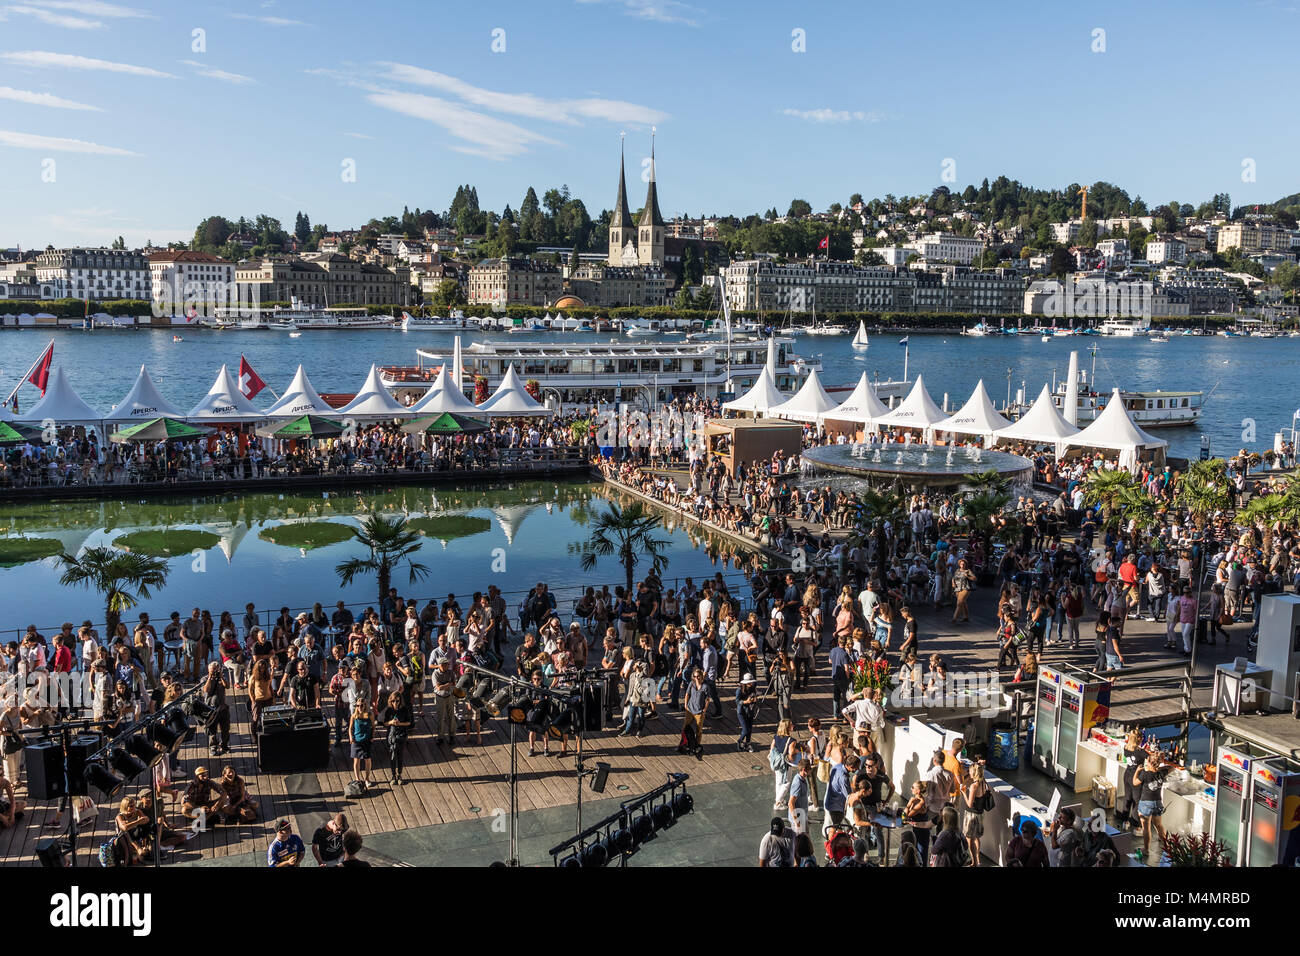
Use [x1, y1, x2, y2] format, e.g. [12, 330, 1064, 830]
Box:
[255, 414, 347, 439]
[108, 417, 213, 443]
[400, 412, 489, 435]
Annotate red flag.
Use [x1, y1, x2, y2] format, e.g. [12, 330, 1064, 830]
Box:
[27, 342, 53, 395]
[238, 354, 267, 400]
[818, 235, 829, 250]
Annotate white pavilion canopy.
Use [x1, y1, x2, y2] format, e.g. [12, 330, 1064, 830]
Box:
[476, 363, 554, 417]
[1065, 388, 1168, 470]
[992, 384, 1081, 458]
[264, 365, 336, 418]
[409, 366, 482, 415]
[337, 364, 418, 420]
[768, 368, 837, 423]
[13, 366, 102, 427]
[103, 365, 183, 425]
[933, 380, 1013, 445]
[722, 366, 786, 415]
[186, 365, 264, 423]
[819, 372, 890, 428]
[872, 374, 947, 439]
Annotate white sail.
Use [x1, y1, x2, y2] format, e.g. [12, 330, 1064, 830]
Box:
[851, 320, 869, 349]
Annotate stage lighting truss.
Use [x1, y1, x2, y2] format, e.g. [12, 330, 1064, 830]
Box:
[548, 773, 692, 867]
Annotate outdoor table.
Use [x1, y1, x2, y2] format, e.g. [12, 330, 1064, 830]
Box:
[867, 810, 902, 864]
[163, 640, 183, 668]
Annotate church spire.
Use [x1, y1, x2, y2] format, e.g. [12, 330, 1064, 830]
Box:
[611, 132, 634, 231]
[639, 127, 664, 229]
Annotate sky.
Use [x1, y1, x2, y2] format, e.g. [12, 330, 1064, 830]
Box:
[0, 0, 1297, 249]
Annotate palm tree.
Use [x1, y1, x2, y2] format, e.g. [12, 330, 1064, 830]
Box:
[57, 546, 171, 638]
[334, 514, 431, 608]
[1239, 493, 1293, 552]
[1117, 485, 1165, 537]
[1177, 458, 1232, 527]
[965, 469, 1011, 495]
[1081, 468, 1139, 529]
[578, 502, 669, 594]
[855, 485, 907, 582]
[960, 488, 1013, 556]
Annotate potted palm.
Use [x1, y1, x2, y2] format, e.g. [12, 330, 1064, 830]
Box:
[1161, 832, 1232, 867]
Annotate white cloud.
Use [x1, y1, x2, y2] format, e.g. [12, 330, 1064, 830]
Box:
[342, 131, 374, 139]
[378, 63, 668, 126]
[228, 11, 309, 26]
[0, 85, 102, 110]
[26, 1, 151, 17]
[364, 90, 558, 159]
[0, 50, 175, 78]
[0, 129, 137, 155]
[2, 4, 104, 28]
[575, 0, 700, 26]
[781, 108, 886, 124]
[181, 59, 254, 84]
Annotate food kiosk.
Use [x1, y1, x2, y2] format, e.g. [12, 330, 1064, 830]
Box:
[1033, 666, 1112, 789]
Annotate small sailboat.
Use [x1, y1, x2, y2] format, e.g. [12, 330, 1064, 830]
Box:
[851, 320, 869, 351]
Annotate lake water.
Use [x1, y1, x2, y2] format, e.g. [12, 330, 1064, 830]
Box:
[4, 325, 1291, 458]
[0, 479, 755, 638]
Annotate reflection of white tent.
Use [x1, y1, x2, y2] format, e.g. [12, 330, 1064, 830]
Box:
[409, 366, 481, 415]
[491, 503, 538, 545]
[14, 366, 102, 426]
[337, 364, 415, 420]
[819, 372, 890, 428]
[994, 384, 1080, 457]
[476, 364, 553, 417]
[264, 365, 336, 418]
[873, 374, 947, 438]
[722, 366, 786, 415]
[992, 384, 1081, 458]
[187, 365, 264, 423]
[1066, 388, 1168, 470]
[933, 380, 1013, 445]
[103, 365, 182, 424]
[769, 368, 837, 423]
[217, 521, 249, 564]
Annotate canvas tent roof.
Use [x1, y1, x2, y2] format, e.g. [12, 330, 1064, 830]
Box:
[768, 367, 837, 423]
[186, 365, 264, 423]
[336, 364, 416, 419]
[933, 380, 1013, 443]
[264, 365, 336, 418]
[103, 365, 183, 424]
[1066, 388, 1168, 469]
[409, 366, 481, 415]
[819, 372, 891, 427]
[13, 366, 102, 426]
[476, 364, 553, 417]
[721, 366, 786, 415]
[992, 384, 1081, 457]
[872, 374, 947, 434]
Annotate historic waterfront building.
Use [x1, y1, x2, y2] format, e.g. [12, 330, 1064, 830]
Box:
[235, 255, 411, 307]
[149, 250, 235, 312]
[33, 247, 150, 301]
[466, 257, 563, 307]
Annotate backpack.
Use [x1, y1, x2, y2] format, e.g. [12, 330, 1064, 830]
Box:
[768, 736, 789, 773]
[344, 780, 366, 799]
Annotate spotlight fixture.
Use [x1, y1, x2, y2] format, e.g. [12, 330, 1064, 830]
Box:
[612, 827, 635, 854]
[652, 803, 676, 831]
[149, 718, 183, 752]
[469, 679, 492, 709]
[188, 698, 214, 722]
[559, 853, 581, 868]
[84, 760, 125, 799]
[108, 745, 148, 781]
[580, 841, 608, 867]
[124, 734, 161, 767]
[507, 696, 531, 724]
[631, 812, 655, 845]
[487, 688, 512, 716]
[164, 710, 192, 745]
[672, 793, 694, 817]
[455, 673, 475, 699]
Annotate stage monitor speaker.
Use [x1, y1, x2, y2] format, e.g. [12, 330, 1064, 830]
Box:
[25, 740, 66, 801]
[66, 733, 101, 797]
[590, 761, 610, 794]
[256, 723, 329, 774]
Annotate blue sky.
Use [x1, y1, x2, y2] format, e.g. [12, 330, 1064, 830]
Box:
[0, 0, 1297, 248]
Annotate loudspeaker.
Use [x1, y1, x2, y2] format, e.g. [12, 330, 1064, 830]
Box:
[590, 761, 610, 794]
[256, 723, 329, 773]
[25, 740, 66, 801]
[582, 684, 603, 732]
[66, 734, 101, 798]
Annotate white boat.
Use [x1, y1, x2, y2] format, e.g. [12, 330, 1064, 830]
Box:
[172, 334, 183, 343]
[625, 325, 657, 338]
[269, 321, 299, 332]
[963, 323, 990, 336]
[1149, 334, 1169, 343]
[806, 322, 847, 336]
[401, 310, 476, 332]
[264, 297, 395, 330]
[1041, 335, 1051, 342]
[288, 331, 302, 339]
[851, 320, 869, 351]
[1041, 349, 1201, 427]
[380, 336, 850, 410]
[1100, 316, 1151, 337]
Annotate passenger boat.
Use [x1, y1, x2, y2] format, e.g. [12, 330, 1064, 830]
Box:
[1100, 316, 1151, 337]
[265, 301, 395, 330]
[1037, 351, 1203, 427]
[401, 310, 477, 332]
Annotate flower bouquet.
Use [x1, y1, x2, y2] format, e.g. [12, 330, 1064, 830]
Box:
[1161, 832, 1233, 867]
[852, 657, 893, 697]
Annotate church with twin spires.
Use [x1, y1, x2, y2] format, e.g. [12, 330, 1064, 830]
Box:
[607, 134, 665, 268]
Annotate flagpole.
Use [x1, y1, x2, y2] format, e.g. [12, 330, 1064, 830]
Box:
[3, 339, 54, 407]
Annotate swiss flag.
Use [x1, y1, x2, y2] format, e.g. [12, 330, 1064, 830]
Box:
[27, 342, 53, 395]
[818, 235, 829, 250]
[238, 354, 267, 400]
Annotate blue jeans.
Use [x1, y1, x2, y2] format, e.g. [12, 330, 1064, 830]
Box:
[737, 704, 754, 745]
[1105, 653, 1123, 670]
[622, 705, 644, 734]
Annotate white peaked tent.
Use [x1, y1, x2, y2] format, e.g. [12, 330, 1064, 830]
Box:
[993, 384, 1080, 458]
[264, 365, 336, 418]
[873, 374, 947, 439]
[769, 367, 837, 423]
[722, 366, 786, 415]
[103, 365, 182, 424]
[476, 363, 553, 417]
[933, 380, 1013, 445]
[1066, 388, 1168, 470]
[820, 372, 890, 429]
[337, 364, 416, 419]
[186, 365, 264, 423]
[13, 366, 101, 426]
[409, 366, 481, 415]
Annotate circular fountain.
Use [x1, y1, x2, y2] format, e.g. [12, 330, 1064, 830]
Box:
[801, 443, 1034, 492]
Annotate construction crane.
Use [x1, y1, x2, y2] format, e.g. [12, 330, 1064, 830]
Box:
[1078, 185, 1089, 220]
